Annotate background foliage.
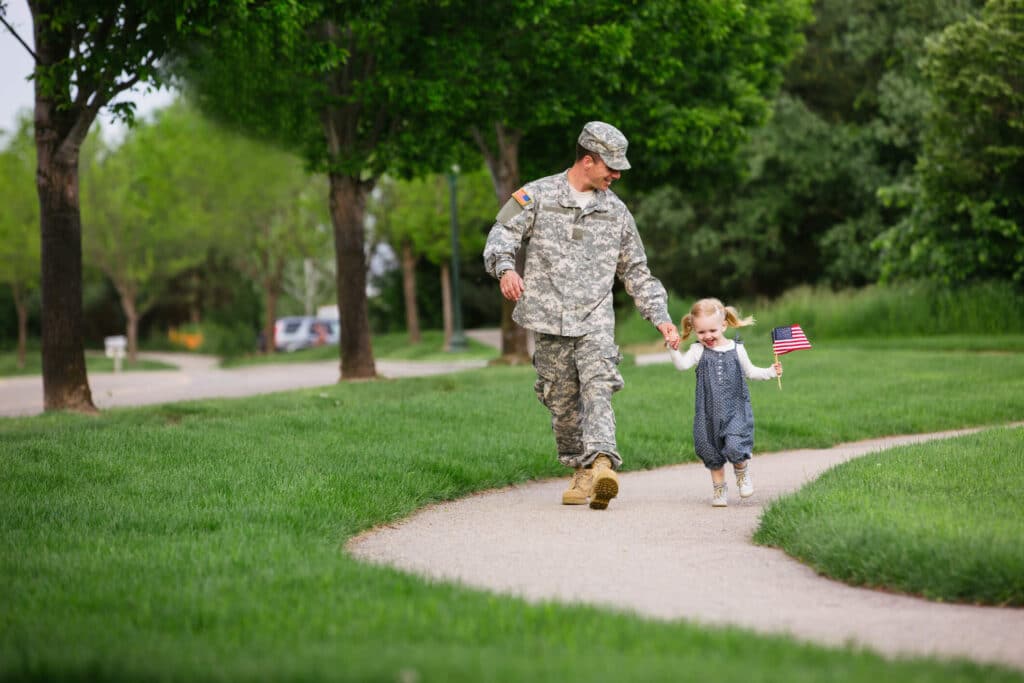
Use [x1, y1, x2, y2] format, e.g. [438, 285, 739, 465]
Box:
[631, 0, 1021, 300]
[1, 0, 1020, 352]
[877, 0, 1024, 286]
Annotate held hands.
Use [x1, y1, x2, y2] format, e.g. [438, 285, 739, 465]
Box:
[657, 322, 681, 350]
[499, 270, 525, 302]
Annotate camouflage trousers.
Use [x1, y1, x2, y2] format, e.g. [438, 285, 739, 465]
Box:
[532, 331, 624, 470]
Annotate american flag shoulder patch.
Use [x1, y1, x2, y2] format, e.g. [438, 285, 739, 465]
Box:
[512, 188, 532, 207]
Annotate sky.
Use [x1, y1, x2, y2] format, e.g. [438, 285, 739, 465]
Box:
[0, 0, 176, 140]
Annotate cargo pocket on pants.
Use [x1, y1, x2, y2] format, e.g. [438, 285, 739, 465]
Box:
[533, 351, 558, 408]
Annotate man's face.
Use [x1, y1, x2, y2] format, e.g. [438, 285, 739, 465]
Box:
[583, 155, 621, 191]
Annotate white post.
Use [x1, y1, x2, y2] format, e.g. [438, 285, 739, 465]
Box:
[104, 335, 127, 373]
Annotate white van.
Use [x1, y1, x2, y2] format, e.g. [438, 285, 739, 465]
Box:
[274, 316, 340, 352]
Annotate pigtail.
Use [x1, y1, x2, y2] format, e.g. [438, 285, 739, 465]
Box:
[680, 313, 695, 340]
[683, 297, 755, 337]
[722, 306, 755, 329]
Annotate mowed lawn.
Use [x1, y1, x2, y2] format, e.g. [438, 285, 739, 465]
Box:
[756, 427, 1023, 605]
[1, 343, 1022, 682]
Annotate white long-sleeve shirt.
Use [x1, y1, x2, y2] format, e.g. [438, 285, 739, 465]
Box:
[667, 340, 778, 381]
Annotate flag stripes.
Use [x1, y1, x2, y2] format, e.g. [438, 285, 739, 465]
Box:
[771, 325, 812, 355]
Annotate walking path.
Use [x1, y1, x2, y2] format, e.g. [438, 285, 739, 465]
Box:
[348, 426, 1024, 672]
[0, 351, 487, 417]
[0, 329, 644, 417]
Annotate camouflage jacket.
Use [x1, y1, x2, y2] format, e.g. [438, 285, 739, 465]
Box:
[483, 171, 670, 337]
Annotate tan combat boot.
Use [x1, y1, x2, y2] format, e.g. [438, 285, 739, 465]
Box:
[588, 454, 619, 510]
[562, 468, 593, 505]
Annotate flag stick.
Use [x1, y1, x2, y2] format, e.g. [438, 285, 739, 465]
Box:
[774, 352, 782, 390]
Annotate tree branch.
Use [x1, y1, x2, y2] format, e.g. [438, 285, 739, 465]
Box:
[470, 125, 495, 166]
[0, 12, 38, 62]
[72, 12, 139, 113]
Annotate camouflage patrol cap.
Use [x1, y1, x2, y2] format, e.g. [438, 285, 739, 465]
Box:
[577, 121, 631, 171]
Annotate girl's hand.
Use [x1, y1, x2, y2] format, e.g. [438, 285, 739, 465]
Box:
[773, 361, 783, 377]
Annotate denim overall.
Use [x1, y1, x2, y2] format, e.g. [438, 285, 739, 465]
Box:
[693, 340, 755, 469]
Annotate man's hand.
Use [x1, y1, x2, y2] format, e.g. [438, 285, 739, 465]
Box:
[499, 270, 525, 302]
[657, 322, 680, 350]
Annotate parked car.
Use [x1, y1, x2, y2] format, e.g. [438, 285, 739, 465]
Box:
[274, 316, 340, 352]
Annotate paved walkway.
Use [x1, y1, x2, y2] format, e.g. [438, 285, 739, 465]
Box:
[0, 329, 665, 417]
[348, 425, 1024, 672]
[0, 328, 547, 417]
[0, 350, 488, 417]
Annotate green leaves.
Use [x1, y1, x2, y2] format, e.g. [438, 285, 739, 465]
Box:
[177, 1, 463, 179]
[878, 0, 1024, 286]
[80, 100, 328, 331]
[370, 167, 494, 266]
[0, 115, 40, 292]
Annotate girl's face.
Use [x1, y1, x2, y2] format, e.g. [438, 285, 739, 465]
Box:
[692, 313, 726, 349]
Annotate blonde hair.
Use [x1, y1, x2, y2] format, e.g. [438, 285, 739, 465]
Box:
[680, 298, 755, 340]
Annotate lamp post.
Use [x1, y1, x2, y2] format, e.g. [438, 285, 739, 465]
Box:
[447, 165, 467, 351]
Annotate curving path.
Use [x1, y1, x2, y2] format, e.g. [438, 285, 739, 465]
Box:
[0, 351, 487, 417]
[348, 426, 1024, 672]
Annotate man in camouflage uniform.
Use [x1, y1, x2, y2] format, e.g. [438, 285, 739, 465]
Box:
[483, 121, 681, 510]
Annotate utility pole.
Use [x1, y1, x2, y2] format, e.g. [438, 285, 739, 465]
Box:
[447, 166, 467, 351]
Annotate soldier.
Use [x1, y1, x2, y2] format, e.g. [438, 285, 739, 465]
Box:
[483, 121, 681, 510]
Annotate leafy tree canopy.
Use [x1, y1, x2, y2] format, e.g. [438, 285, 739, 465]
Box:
[371, 167, 495, 266]
[0, 115, 39, 292]
[175, 1, 464, 178]
[877, 0, 1024, 286]
[430, 0, 813, 192]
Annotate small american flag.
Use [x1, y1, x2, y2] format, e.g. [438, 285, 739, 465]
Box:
[771, 325, 812, 355]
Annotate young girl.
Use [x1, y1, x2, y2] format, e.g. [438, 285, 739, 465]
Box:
[667, 298, 782, 507]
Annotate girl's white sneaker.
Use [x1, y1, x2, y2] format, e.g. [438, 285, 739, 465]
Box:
[712, 483, 728, 507]
[736, 467, 754, 498]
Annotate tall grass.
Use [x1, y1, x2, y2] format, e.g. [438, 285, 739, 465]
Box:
[1, 347, 1023, 681]
[617, 280, 1024, 349]
[751, 281, 1024, 338]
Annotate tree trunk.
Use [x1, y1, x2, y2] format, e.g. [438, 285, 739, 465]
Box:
[13, 282, 28, 370]
[189, 271, 202, 324]
[118, 290, 140, 363]
[401, 239, 421, 344]
[474, 122, 530, 364]
[440, 262, 452, 351]
[34, 95, 97, 412]
[263, 286, 278, 355]
[327, 172, 376, 380]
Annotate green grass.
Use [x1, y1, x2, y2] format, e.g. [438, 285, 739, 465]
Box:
[618, 346, 1023, 461]
[754, 428, 1024, 606]
[623, 331, 1024, 356]
[1, 347, 1022, 681]
[0, 350, 175, 377]
[220, 329, 499, 368]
